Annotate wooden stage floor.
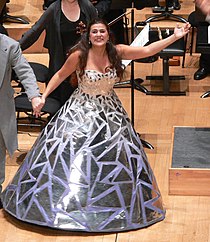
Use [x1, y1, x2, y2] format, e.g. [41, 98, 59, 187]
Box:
[1, 1, 210, 242]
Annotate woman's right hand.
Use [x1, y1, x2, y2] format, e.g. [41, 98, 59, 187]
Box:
[34, 96, 46, 117]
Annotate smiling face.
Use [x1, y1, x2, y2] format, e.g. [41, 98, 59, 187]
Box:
[89, 23, 109, 47]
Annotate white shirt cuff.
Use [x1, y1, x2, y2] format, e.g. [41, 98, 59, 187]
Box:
[205, 14, 210, 23]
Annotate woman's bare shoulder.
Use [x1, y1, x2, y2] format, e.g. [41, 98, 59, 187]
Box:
[63, 50, 82, 72]
[67, 49, 81, 62]
[72, 49, 82, 57]
[116, 44, 125, 53]
[116, 44, 130, 58]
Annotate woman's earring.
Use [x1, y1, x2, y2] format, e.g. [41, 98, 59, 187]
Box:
[89, 40, 91, 45]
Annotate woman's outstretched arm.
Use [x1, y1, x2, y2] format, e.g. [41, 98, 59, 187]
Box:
[117, 22, 190, 60]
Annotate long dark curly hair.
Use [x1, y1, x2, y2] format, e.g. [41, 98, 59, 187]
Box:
[72, 18, 125, 81]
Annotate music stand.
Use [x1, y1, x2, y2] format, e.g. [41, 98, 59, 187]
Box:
[143, 0, 187, 23]
[0, 0, 29, 24]
[109, 0, 136, 122]
[130, 8, 154, 150]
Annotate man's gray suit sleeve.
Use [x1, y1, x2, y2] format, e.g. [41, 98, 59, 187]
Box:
[11, 41, 40, 100]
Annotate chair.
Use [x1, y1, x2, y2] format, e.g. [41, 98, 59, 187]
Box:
[0, 23, 8, 35]
[0, 0, 29, 24]
[140, 29, 187, 95]
[143, 0, 187, 24]
[13, 62, 61, 129]
[138, 0, 187, 68]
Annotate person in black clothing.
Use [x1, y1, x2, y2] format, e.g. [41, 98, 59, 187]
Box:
[22, 0, 111, 106]
[43, 0, 111, 17]
[192, 0, 210, 80]
[20, 0, 98, 106]
[187, 1, 210, 81]
[43, 0, 125, 44]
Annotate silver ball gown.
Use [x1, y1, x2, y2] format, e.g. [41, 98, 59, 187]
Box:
[2, 69, 165, 232]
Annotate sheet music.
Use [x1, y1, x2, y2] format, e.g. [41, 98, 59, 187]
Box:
[208, 25, 210, 44]
[122, 23, 150, 67]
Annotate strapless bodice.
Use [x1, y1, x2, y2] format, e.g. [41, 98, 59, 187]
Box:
[76, 69, 118, 96]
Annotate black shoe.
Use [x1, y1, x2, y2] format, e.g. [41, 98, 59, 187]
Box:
[173, 0, 181, 10]
[194, 68, 209, 80]
[0, 199, 3, 209]
[167, 0, 173, 8]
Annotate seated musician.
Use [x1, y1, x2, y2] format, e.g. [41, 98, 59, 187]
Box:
[193, 0, 210, 80]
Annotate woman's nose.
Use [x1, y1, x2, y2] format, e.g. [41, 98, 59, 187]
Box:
[96, 31, 101, 36]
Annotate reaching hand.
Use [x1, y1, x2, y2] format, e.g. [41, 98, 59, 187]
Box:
[195, 0, 210, 16]
[31, 96, 45, 117]
[173, 22, 191, 40]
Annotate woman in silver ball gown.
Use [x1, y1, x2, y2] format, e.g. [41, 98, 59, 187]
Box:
[2, 19, 190, 232]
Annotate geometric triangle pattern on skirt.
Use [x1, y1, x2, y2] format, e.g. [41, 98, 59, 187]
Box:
[2, 70, 165, 232]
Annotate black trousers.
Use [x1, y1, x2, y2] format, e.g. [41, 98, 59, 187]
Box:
[200, 54, 210, 72]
